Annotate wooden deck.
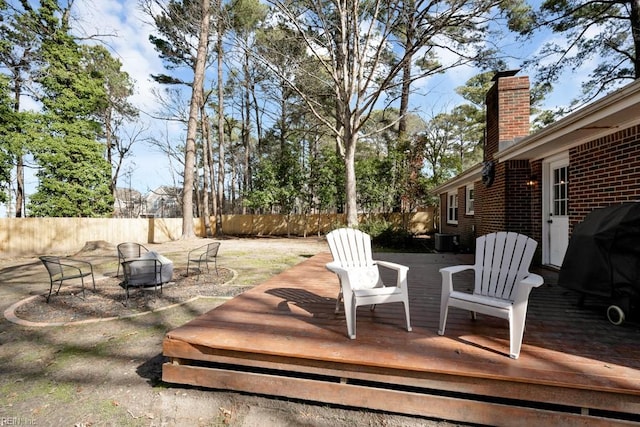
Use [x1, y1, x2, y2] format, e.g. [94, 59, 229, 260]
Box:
[162, 252, 640, 426]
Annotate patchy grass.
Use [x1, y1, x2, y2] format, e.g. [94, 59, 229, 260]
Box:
[0, 237, 456, 426]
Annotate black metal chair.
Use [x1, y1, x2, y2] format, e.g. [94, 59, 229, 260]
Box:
[120, 258, 163, 306]
[39, 256, 96, 303]
[186, 242, 220, 279]
[117, 242, 149, 277]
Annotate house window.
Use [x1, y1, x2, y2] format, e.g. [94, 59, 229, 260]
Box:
[447, 192, 458, 224]
[466, 185, 475, 215]
[553, 166, 569, 216]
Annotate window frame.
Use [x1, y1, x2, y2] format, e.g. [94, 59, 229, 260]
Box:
[465, 184, 475, 215]
[447, 191, 458, 224]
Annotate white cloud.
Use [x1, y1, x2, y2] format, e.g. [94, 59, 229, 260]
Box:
[75, 0, 165, 113]
[72, 0, 184, 193]
[13, 1, 601, 203]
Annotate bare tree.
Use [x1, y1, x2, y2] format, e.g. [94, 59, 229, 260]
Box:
[180, 0, 211, 238]
[265, 0, 500, 226]
[110, 123, 150, 197]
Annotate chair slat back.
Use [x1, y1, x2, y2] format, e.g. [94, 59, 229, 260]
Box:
[205, 242, 220, 259]
[327, 228, 374, 268]
[475, 232, 538, 301]
[118, 242, 148, 260]
[122, 259, 159, 285]
[40, 256, 63, 277]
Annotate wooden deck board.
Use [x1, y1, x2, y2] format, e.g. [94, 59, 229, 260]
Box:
[163, 252, 640, 425]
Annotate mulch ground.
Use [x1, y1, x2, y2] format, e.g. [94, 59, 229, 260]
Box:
[14, 267, 237, 324]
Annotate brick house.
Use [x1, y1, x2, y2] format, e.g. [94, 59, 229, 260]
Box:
[432, 70, 640, 267]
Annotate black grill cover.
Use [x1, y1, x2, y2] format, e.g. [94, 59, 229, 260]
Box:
[559, 203, 640, 299]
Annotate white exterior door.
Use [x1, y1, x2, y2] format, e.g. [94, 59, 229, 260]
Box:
[545, 158, 570, 267]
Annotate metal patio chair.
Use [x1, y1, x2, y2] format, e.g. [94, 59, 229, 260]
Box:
[39, 256, 96, 303]
[120, 254, 171, 306]
[186, 242, 220, 279]
[117, 242, 149, 277]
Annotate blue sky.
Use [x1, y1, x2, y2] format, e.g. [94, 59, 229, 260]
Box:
[8, 0, 595, 215]
[76, 0, 585, 194]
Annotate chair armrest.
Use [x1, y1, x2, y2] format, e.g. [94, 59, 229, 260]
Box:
[521, 273, 544, 288]
[325, 261, 347, 275]
[439, 264, 475, 275]
[439, 264, 475, 294]
[57, 262, 84, 278]
[374, 260, 408, 273]
[188, 244, 208, 257]
[374, 260, 409, 289]
[64, 257, 94, 271]
[58, 258, 94, 276]
[512, 273, 544, 302]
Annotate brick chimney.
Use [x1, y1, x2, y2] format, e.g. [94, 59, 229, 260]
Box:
[485, 70, 530, 160]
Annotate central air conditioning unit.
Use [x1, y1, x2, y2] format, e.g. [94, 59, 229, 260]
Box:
[435, 233, 459, 252]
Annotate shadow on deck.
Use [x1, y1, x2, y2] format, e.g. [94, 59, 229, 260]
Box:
[162, 252, 640, 426]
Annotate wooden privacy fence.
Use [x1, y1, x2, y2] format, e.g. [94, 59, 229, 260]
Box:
[0, 210, 435, 256]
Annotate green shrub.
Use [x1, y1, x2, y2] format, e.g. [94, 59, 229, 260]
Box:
[358, 218, 393, 238]
[359, 219, 414, 250]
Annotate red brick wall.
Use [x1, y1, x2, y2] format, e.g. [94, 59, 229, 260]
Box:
[505, 160, 534, 235]
[498, 77, 530, 146]
[439, 77, 640, 263]
[529, 160, 543, 246]
[569, 125, 640, 230]
[440, 73, 534, 251]
[477, 162, 506, 235]
[485, 75, 530, 160]
[466, 74, 536, 254]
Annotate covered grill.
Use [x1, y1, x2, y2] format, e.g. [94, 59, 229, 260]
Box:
[559, 203, 640, 325]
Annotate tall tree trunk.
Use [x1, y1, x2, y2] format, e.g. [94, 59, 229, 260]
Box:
[182, 0, 210, 238]
[398, 48, 412, 138]
[104, 107, 116, 215]
[208, 112, 218, 225]
[343, 106, 359, 227]
[12, 78, 24, 217]
[242, 49, 251, 214]
[251, 85, 262, 152]
[200, 101, 213, 237]
[398, 0, 416, 139]
[15, 158, 24, 218]
[343, 136, 358, 227]
[215, 0, 225, 237]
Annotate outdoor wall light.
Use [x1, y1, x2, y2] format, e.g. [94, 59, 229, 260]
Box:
[526, 175, 538, 186]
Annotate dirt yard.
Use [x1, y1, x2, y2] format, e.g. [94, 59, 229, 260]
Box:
[0, 236, 462, 426]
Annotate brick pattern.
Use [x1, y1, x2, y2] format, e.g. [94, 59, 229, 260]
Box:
[485, 76, 530, 160]
[529, 160, 543, 244]
[568, 125, 640, 230]
[438, 74, 640, 262]
[478, 161, 507, 235]
[497, 77, 530, 146]
[505, 160, 533, 235]
[444, 74, 533, 251]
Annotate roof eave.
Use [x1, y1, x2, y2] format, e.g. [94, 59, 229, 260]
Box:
[430, 163, 483, 196]
[496, 79, 640, 162]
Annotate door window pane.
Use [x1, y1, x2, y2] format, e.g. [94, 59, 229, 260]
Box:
[553, 166, 568, 216]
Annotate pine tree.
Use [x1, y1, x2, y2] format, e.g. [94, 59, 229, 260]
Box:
[27, 2, 112, 217]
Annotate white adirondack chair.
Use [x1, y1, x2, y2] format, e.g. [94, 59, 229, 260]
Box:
[326, 228, 412, 339]
[438, 232, 544, 359]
